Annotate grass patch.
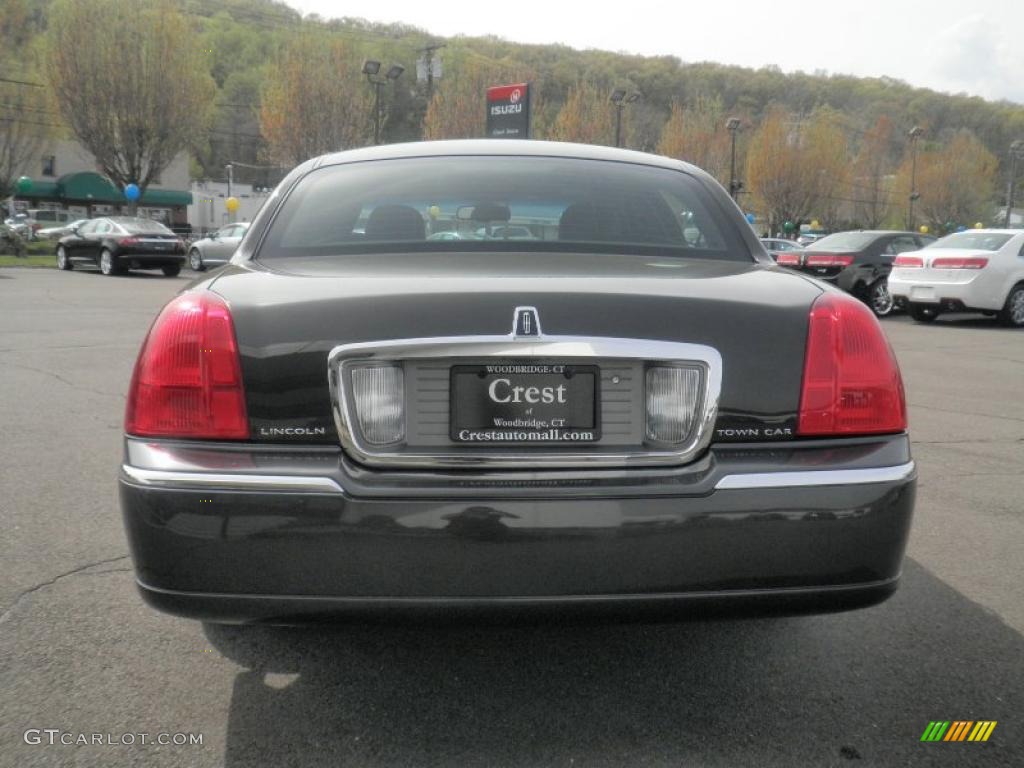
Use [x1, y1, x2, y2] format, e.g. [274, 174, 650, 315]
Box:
[0, 254, 56, 267]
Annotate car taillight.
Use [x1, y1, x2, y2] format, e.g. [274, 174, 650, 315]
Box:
[805, 254, 855, 267]
[350, 364, 405, 444]
[893, 255, 923, 268]
[121, 236, 140, 246]
[776, 253, 801, 266]
[931, 256, 988, 269]
[798, 292, 906, 436]
[125, 292, 248, 439]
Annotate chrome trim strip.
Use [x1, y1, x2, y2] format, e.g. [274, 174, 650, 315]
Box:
[121, 465, 344, 494]
[327, 335, 723, 469]
[714, 461, 916, 490]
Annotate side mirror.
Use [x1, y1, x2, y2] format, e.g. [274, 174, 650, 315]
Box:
[210, 231, 219, 240]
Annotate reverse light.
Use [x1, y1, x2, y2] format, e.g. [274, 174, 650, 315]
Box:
[892, 255, 924, 268]
[351, 364, 405, 445]
[645, 365, 702, 444]
[805, 253, 855, 268]
[798, 292, 906, 436]
[931, 256, 988, 269]
[125, 292, 249, 439]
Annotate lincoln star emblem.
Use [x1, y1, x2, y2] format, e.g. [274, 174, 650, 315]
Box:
[513, 306, 541, 337]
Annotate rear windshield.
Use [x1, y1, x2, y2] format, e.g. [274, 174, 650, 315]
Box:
[112, 218, 173, 235]
[925, 232, 1013, 251]
[807, 232, 877, 250]
[258, 156, 749, 261]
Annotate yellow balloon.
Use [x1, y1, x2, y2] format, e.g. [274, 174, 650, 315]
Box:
[810, 220, 820, 229]
[225, 196, 240, 213]
[429, 205, 441, 219]
[919, 225, 929, 234]
[974, 221, 983, 229]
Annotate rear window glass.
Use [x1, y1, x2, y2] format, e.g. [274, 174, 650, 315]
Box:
[926, 232, 1013, 251]
[111, 218, 173, 235]
[258, 156, 749, 262]
[807, 232, 877, 250]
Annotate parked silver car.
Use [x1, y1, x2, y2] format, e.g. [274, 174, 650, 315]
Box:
[38, 218, 90, 240]
[187, 222, 250, 271]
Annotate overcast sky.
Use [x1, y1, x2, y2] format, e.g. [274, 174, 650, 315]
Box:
[285, 0, 1024, 104]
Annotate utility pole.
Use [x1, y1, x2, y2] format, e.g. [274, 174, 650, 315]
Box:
[417, 42, 446, 100]
[906, 126, 923, 231]
[1004, 140, 1024, 227]
[726, 117, 742, 200]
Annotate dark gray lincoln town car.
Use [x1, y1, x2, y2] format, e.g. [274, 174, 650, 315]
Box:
[120, 140, 915, 623]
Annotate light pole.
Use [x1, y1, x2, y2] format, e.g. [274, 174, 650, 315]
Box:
[1004, 139, 1024, 227]
[225, 163, 233, 222]
[610, 89, 640, 149]
[726, 117, 742, 200]
[907, 126, 924, 231]
[363, 60, 404, 145]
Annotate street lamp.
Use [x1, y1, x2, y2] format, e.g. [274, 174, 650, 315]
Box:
[1004, 139, 1024, 227]
[610, 89, 640, 149]
[363, 60, 404, 145]
[907, 125, 924, 231]
[726, 117, 743, 200]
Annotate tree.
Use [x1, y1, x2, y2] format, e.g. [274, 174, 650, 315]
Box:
[656, 96, 732, 184]
[547, 81, 615, 146]
[802, 107, 850, 231]
[259, 31, 372, 165]
[894, 130, 997, 231]
[850, 115, 894, 228]
[745, 107, 814, 234]
[1, 0, 51, 202]
[46, 0, 216, 196]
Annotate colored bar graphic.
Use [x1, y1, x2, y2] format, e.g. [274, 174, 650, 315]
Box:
[922, 720, 996, 743]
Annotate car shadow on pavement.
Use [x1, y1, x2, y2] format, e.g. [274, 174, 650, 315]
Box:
[205, 558, 1022, 767]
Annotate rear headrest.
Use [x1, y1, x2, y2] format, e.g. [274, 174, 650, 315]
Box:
[364, 205, 426, 242]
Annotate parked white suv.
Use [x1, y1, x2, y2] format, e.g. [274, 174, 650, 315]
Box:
[888, 229, 1024, 326]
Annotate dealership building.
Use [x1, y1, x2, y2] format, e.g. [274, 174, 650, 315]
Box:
[5, 139, 192, 225]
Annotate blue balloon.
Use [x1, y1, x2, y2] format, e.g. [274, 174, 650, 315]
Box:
[124, 183, 140, 202]
[745, 213, 756, 224]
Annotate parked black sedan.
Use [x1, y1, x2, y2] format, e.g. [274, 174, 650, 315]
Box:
[788, 230, 931, 316]
[57, 217, 186, 276]
[119, 140, 915, 624]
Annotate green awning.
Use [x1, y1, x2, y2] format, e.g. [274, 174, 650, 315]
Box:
[56, 171, 122, 203]
[19, 180, 59, 198]
[140, 188, 192, 206]
[52, 171, 191, 206]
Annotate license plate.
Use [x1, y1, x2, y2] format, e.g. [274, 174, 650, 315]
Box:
[450, 364, 599, 443]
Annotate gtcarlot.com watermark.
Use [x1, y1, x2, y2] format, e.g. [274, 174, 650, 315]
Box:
[24, 729, 203, 747]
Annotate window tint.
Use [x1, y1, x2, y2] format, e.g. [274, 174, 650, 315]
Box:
[886, 236, 919, 254]
[259, 156, 749, 262]
[94, 220, 112, 235]
[809, 232, 877, 250]
[114, 217, 173, 235]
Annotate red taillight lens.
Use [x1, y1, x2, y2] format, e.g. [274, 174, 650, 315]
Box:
[893, 255, 923, 268]
[798, 292, 906, 436]
[805, 253, 855, 267]
[121, 236, 140, 246]
[931, 256, 988, 269]
[125, 292, 249, 439]
[776, 253, 801, 266]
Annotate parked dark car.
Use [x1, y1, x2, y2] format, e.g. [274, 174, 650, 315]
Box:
[57, 217, 186, 276]
[792, 230, 932, 316]
[119, 140, 915, 624]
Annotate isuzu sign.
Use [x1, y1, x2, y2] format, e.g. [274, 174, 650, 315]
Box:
[486, 83, 531, 139]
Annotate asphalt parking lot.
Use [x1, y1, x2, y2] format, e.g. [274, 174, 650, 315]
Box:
[1, 266, 1021, 767]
